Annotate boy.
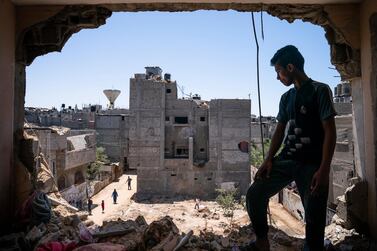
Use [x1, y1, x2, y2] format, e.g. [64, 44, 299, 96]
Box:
[246, 45, 337, 251]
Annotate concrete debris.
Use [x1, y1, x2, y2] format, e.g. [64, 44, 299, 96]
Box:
[144, 216, 179, 249]
[0, 232, 29, 251]
[335, 180, 368, 233]
[325, 222, 377, 250]
[173, 230, 193, 251]
[2, 193, 376, 251]
[36, 154, 59, 194]
[49, 196, 79, 213]
[25, 223, 46, 243]
[74, 243, 127, 251]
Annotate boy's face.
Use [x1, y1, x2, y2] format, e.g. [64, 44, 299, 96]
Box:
[274, 63, 294, 86]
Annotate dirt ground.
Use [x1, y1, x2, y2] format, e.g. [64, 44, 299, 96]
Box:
[87, 174, 307, 249]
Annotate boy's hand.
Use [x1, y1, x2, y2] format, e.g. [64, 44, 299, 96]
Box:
[255, 158, 273, 180]
[310, 168, 329, 196]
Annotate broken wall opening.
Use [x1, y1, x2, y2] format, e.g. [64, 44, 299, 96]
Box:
[13, 2, 365, 236]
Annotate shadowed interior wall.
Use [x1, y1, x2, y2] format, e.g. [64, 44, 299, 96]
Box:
[0, 0, 15, 233]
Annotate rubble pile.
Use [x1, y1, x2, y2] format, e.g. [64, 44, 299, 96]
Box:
[0, 194, 308, 251]
[324, 221, 377, 251]
[2, 189, 376, 251]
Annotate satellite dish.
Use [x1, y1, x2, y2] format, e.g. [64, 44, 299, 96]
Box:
[103, 89, 121, 109]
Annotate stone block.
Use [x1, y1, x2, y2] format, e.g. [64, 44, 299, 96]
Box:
[336, 180, 368, 233]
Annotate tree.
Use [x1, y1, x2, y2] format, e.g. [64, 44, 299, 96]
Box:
[96, 147, 109, 164]
[87, 147, 109, 180]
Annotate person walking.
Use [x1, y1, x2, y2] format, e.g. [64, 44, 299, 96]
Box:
[194, 198, 200, 210]
[112, 189, 118, 204]
[127, 176, 133, 190]
[101, 200, 105, 213]
[87, 198, 93, 215]
[245, 45, 337, 251]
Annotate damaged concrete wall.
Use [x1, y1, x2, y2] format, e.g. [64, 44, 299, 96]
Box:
[5, 0, 377, 237]
[129, 76, 164, 195]
[95, 114, 129, 165]
[359, 0, 377, 238]
[0, 0, 15, 234]
[209, 99, 251, 195]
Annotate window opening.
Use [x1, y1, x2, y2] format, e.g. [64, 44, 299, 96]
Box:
[174, 117, 188, 124]
[176, 148, 189, 157]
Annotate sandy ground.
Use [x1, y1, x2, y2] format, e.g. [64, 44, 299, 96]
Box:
[88, 173, 304, 239]
[88, 174, 137, 225]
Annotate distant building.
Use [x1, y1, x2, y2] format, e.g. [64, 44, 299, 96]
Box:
[329, 81, 355, 207]
[25, 104, 102, 129]
[250, 116, 277, 146]
[333, 81, 352, 115]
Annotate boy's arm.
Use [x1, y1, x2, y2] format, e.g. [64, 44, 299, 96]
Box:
[310, 116, 336, 194]
[255, 122, 286, 179]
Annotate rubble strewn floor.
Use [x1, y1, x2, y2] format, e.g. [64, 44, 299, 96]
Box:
[1, 192, 375, 250]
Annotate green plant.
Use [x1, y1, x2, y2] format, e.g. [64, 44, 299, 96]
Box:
[250, 139, 271, 167]
[240, 195, 247, 210]
[87, 147, 109, 180]
[216, 188, 240, 230]
[216, 188, 237, 217]
[96, 147, 109, 164]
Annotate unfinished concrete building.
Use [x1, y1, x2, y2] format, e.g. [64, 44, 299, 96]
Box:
[2, 0, 377, 241]
[24, 126, 96, 206]
[127, 67, 251, 198]
[95, 111, 130, 169]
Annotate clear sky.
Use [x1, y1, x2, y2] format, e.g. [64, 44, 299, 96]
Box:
[25, 10, 339, 116]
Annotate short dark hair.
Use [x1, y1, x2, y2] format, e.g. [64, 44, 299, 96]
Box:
[270, 45, 305, 72]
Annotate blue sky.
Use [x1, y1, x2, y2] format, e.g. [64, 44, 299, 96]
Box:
[26, 11, 339, 116]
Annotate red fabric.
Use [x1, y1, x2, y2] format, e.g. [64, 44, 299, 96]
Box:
[36, 242, 77, 251]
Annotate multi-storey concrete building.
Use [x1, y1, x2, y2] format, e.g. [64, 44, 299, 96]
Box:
[24, 126, 96, 206]
[127, 67, 251, 198]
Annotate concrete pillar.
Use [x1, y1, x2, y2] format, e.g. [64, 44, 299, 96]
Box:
[351, 78, 366, 179]
[360, 0, 377, 238]
[0, 0, 15, 234]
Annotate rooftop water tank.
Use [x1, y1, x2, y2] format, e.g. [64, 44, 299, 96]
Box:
[103, 89, 121, 109]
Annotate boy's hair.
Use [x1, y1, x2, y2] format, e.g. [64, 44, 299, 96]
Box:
[270, 45, 305, 72]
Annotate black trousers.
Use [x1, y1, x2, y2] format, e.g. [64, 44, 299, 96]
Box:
[246, 159, 328, 251]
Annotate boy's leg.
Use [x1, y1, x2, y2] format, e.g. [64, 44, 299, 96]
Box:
[246, 159, 296, 239]
[295, 164, 328, 251]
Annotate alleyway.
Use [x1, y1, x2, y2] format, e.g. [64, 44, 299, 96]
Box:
[88, 173, 137, 225]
